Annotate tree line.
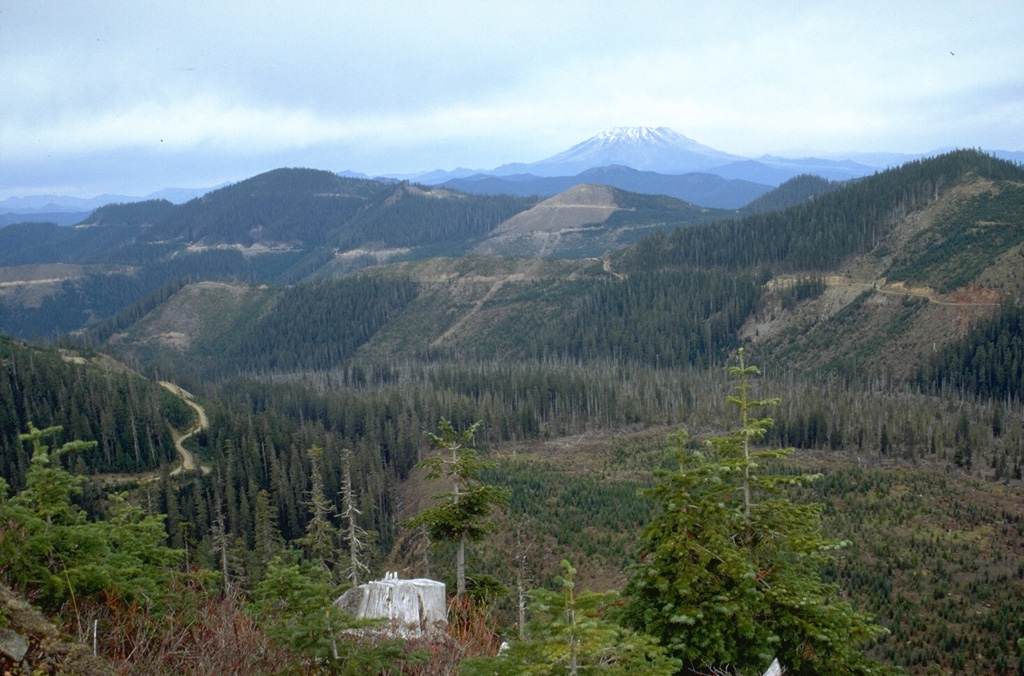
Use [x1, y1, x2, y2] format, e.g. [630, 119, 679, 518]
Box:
[0, 336, 189, 480]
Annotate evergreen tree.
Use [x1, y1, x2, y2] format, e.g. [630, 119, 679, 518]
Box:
[622, 351, 894, 675]
[460, 560, 679, 676]
[252, 553, 421, 675]
[401, 418, 509, 598]
[298, 445, 339, 574]
[0, 424, 180, 609]
[251, 488, 285, 582]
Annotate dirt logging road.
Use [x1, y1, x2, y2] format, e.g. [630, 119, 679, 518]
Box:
[159, 381, 211, 476]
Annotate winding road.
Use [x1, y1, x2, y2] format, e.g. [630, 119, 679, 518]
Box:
[159, 381, 212, 476]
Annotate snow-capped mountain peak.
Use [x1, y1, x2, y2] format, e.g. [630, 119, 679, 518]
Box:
[590, 127, 725, 154]
[515, 126, 743, 177]
[595, 126, 666, 141]
[593, 126, 677, 145]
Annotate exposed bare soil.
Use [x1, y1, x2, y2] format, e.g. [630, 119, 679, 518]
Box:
[742, 178, 1010, 354]
[491, 184, 621, 236]
[159, 381, 211, 476]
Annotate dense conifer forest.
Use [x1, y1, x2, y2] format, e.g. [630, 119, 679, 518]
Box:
[1, 150, 1024, 674]
[0, 336, 190, 479]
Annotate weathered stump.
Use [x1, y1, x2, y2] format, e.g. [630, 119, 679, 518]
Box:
[334, 572, 447, 637]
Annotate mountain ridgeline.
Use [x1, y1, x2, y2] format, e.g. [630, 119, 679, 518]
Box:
[623, 149, 1024, 273]
[91, 151, 1024, 381]
[0, 171, 539, 338]
[0, 167, 742, 340]
[3, 149, 1024, 674]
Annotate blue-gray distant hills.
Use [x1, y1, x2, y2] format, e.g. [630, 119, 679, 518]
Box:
[5, 126, 1021, 218]
[416, 126, 886, 208]
[414, 127, 1023, 209]
[412, 126, 887, 190]
[439, 165, 772, 209]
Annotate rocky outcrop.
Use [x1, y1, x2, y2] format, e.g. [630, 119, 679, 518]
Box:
[0, 583, 113, 675]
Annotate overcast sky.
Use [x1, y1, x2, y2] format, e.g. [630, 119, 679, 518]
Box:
[2, 1, 1022, 198]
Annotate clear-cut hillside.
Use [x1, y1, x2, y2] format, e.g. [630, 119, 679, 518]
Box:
[473, 183, 729, 257]
[491, 184, 622, 235]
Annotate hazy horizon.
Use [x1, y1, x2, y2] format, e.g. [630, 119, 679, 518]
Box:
[2, 1, 1022, 199]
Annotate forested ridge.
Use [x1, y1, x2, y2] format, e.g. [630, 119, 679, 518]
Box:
[222, 276, 421, 374]
[621, 148, 1024, 273]
[2, 150, 1024, 674]
[0, 336, 190, 479]
[740, 173, 840, 213]
[0, 169, 538, 340]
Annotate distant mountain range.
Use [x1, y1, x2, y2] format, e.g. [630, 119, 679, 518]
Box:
[3, 127, 1022, 221]
[0, 185, 224, 223]
[413, 126, 905, 184]
[438, 165, 770, 209]
[401, 128, 1022, 213]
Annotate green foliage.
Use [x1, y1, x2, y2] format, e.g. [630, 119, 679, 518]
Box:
[804, 466, 1024, 673]
[402, 418, 510, 597]
[481, 459, 653, 574]
[78, 276, 191, 346]
[0, 171, 534, 338]
[0, 424, 181, 609]
[76, 491, 182, 602]
[461, 560, 679, 676]
[87, 199, 177, 227]
[251, 553, 420, 674]
[601, 187, 733, 228]
[886, 182, 1024, 292]
[338, 182, 536, 249]
[918, 301, 1024, 401]
[222, 276, 420, 374]
[0, 335, 185, 477]
[623, 354, 893, 675]
[621, 149, 1024, 274]
[742, 174, 840, 214]
[137, 169, 533, 254]
[527, 270, 760, 367]
[777, 276, 827, 311]
[298, 445, 339, 571]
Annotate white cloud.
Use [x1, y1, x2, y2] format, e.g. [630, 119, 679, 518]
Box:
[1, 0, 1022, 196]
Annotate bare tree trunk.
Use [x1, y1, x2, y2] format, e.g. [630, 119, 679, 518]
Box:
[339, 450, 368, 586]
[513, 518, 531, 640]
[453, 443, 465, 598]
[457, 533, 466, 598]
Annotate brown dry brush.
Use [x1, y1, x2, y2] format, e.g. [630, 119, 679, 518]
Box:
[401, 596, 502, 676]
[58, 581, 504, 676]
[61, 578, 289, 676]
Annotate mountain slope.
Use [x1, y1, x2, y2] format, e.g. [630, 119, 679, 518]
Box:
[736, 159, 1024, 377]
[473, 184, 733, 258]
[494, 126, 742, 177]
[741, 174, 840, 213]
[107, 150, 1024, 382]
[442, 164, 772, 209]
[0, 335, 192, 477]
[0, 170, 539, 338]
[18, 150, 1023, 389]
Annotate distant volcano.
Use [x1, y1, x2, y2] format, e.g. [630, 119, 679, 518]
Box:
[493, 126, 743, 177]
